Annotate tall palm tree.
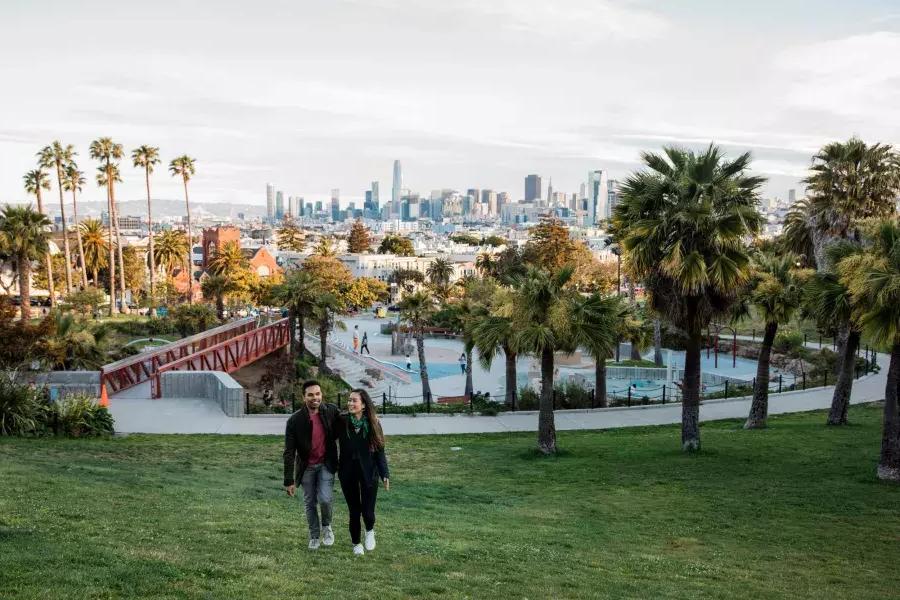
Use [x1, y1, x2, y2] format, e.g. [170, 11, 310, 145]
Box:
[79, 219, 108, 287]
[169, 155, 197, 303]
[201, 274, 236, 320]
[838, 219, 900, 481]
[399, 291, 436, 403]
[90, 138, 128, 315]
[207, 241, 247, 276]
[427, 257, 454, 296]
[612, 144, 764, 452]
[153, 230, 189, 278]
[23, 168, 55, 306]
[475, 252, 496, 278]
[272, 270, 321, 356]
[0, 205, 51, 320]
[742, 251, 806, 429]
[38, 141, 75, 295]
[132, 145, 160, 306]
[473, 286, 519, 408]
[569, 292, 621, 409]
[62, 164, 88, 288]
[311, 292, 343, 374]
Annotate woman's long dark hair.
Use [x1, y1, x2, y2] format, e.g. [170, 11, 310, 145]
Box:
[350, 388, 385, 450]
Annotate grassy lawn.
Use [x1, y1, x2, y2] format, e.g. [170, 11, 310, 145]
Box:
[1, 406, 898, 599]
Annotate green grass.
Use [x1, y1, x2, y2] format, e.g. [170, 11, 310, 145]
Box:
[1, 405, 898, 599]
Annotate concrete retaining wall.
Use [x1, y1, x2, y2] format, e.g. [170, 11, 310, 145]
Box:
[160, 371, 245, 417]
[9, 371, 101, 400]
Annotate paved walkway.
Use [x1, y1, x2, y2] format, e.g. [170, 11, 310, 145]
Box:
[109, 350, 888, 436]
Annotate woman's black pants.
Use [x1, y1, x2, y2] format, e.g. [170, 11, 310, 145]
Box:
[339, 461, 378, 544]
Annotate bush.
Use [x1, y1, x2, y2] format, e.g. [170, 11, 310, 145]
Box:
[169, 304, 219, 337]
[44, 395, 114, 437]
[0, 377, 114, 437]
[517, 387, 539, 410]
[0, 374, 42, 436]
[109, 317, 176, 337]
[774, 330, 805, 355]
[555, 382, 594, 409]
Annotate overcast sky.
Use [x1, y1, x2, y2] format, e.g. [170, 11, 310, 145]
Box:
[1, 0, 899, 208]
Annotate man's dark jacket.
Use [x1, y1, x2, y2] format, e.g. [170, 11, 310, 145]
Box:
[282, 403, 340, 487]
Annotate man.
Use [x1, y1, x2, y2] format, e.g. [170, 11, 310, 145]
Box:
[283, 380, 340, 550]
[352, 325, 360, 353]
[360, 331, 370, 355]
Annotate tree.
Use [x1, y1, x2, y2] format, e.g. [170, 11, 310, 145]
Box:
[569, 293, 622, 409]
[313, 236, 337, 257]
[65, 286, 106, 318]
[389, 268, 425, 295]
[207, 241, 247, 276]
[79, 219, 108, 287]
[37, 312, 110, 370]
[427, 258, 454, 298]
[169, 303, 218, 337]
[169, 155, 197, 303]
[838, 219, 900, 481]
[272, 270, 322, 356]
[23, 168, 55, 306]
[475, 252, 496, 278]
[347, 219, 372, 253]
[378, 234, 415, 256]
[399, 291, 436, 403]
[741, 251, 807, 429]
[612, 144, 764, 452]
[62, 164, 89, 288]
[122, 246, 146, 297]
[153, 229, 189, 277]
[277, 218, 305, 252]
[345, 277, 389, 310]
[0, 205, 51, 320]
[311, 292, 343, 374]
[90, 137, 127, 315]
[472, 286, 519, 407]
[201, 274, 237, 319]
[33, 252, 67, 298]
[522, 218, 579, 271]
[38, 141, 76, 295]
[132, 145, 160, 306]
[303, 254, 353, 298]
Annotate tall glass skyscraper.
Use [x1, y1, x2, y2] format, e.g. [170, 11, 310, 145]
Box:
[525, 174, 541, 203]
[266, 183, 275, 222]
[275, 191, 284, 220]
[392, 160, 402, 216]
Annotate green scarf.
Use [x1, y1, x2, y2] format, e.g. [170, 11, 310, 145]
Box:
[349, 413, 369, 438]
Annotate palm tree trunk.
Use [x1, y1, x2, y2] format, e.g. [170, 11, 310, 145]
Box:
[746, 321, 777, 429]
[216, 296, 224, 320]
[877, 342, 900, 482]
[288, 308, 298, 355]
[298, 312, 307, 357]
[538, 346, 557, 454]
[504, 344, 516, 407]
[110, 181, 128, 314]
[318, 320, 329, 374]
[92, 268, 99, 288]
[630, 337, 642, 361]
[106, 181, 117, 316]
[464, 347, 473, 399]
[681, 320, 702, 452]
[653, 319, 663, 367]
[146, 168, 156, 311]
[595, 352, 607, 408]
[56, 165, 73, 295]
[71, 190, 88, 288]
[828, 329, 860, 426]
[18, 254, 31, 321]
[34, 188, 56, 308]
[183, 177, 193, 305]
[416, 328, 431, 403]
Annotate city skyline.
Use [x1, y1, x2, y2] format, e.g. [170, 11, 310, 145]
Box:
[1, 1, 899, 208]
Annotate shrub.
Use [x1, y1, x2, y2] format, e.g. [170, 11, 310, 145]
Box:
[44, 395, 114, 437]
[169, 304, 219, 337]
[0, 374, 42, 436]
[517, 386, 539, 410]
[774, 330, 805, 355]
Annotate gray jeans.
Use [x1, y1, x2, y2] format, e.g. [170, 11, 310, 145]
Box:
[300, 463, 335, 539]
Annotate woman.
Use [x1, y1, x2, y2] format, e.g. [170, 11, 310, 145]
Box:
[338, 389, 390, 555]
[458, 352, 467, 375]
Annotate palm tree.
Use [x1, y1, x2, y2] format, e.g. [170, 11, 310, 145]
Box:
[473, 286, 519, 407]
[445, 282, 490, 400]
[612, 144, 764, 452]
[38, 312, 110, 370]
[38, 141, 75, 295]
[427, 257, 454, 297]
[90, 137, 127, 315]
[399, 291, 436, 403]
[838, 219, 900, 481]
[62, 164, 88, 288]
[79, 219, 108, 287]
[132, 145, 160, 307]
[0, 205, 51, 320]
[201, 274, 236, 319]
[153, 230, 189, 277]
[569, 292, 621, 409]
[272, 270, 321, 356]
[741, 251, 806, 429]
[169, 155, 197, 303]
[207, 241, 247, 276]
[475, 252, 497, 278]
[23, 168, 55, 306]
[311, 292, 344, 374]
[314, 236, 337, 257]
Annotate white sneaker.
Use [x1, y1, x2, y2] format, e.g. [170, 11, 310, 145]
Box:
[352, 544, 364, 555]
[364, 529, 376, 551]
[321, 526, 334, 546]
[308, 538, 320, 551]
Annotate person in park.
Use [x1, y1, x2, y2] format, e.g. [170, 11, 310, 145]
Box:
[352, 325, 360, 353]
[458, 352, 467, 375]
[337, 389, 390, 555]
[283, 380, 341, 550]
[360, 331, 370, 355]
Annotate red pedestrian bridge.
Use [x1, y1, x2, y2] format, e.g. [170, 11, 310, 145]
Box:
[100, 316, 290, 398]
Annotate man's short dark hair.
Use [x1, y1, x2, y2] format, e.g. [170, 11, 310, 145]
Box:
[302, 380, 322, 394]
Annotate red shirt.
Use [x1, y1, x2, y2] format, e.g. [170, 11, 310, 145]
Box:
[308, 412, 326, 465]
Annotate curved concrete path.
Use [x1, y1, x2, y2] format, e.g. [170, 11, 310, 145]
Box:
[109, 349, 888, 436]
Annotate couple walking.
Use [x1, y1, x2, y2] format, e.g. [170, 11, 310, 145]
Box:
[283, 380, 390, 555]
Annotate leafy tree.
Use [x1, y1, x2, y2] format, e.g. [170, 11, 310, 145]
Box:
[169, 155, 197, 303]
[314, 236, 337, 257]
[303, 254, 353, 299]
[122, 246, 146, 296]
[399, 291, 436, 402]
[522, 218, 578, 271]
[345, 277, 389, 310]
[90, 137, 127, 315]
[132, 145, 160, 304]
[38, 141, 75, 294]
[612, 144, 763, 452]
[207, 241, 247, 276]
[64, 286, 107, 318]
[450, 233, 481, 246]
[0, 297, 50, 367]
[277, 217, 306, 252]
[169, 303, 218, 337]
[389, 268, 425, 295]
[378, 234, 415, 256]
[23, 167, 55, 306]
[347, 219, 372, 253]
[33, 252, 67, 298]
[483, 235, 506, 247]
[0, 205, 51, 320]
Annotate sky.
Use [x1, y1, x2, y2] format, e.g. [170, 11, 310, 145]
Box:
[1, 0, 899, 209]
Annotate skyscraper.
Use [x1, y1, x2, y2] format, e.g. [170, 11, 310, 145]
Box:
[331, 189, 340, 222]
[788, 189, 796, 204]
[287, 196, 293, 218]
[525, 174, 541, 203]
[371, 181, 380, 210]
[587, 170, 608, 224]
[481, 189, 497, 215]
[266, 183, 275, 222]
[275, 191, 284, 220]
[547, 177, 553, 204]
[392, 160, 402, 216]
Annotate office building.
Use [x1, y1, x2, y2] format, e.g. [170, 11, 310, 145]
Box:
[372, 181, 380, 210]
[266, 183, 275, 222]
[331, 189, 341, 222]
[525, 174, 542, 203]
[275, 191, 284, 220]
[607, 179, 620, 218]
[392, 160, 402, 216]
[587, 170, 608, 224]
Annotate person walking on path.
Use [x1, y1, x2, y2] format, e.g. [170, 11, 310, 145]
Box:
[337, 389, 390, 555]
[458, 352, 467, 375]
[352, 325, 360, 353]
[283, 380, 341, 550]
[360, 331, 370, 355]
